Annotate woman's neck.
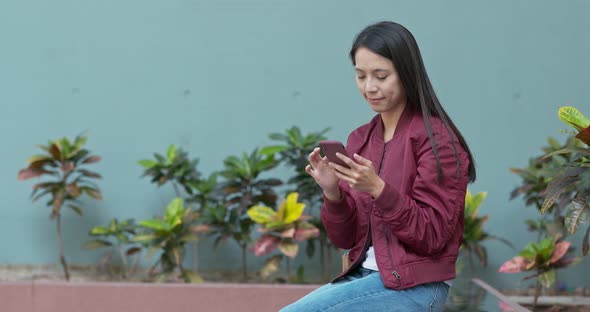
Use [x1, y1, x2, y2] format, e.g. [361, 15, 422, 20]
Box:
[380, 103, 407, 142]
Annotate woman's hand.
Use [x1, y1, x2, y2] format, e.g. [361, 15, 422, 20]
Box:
[305, 147, 341, 200]
[329, 153, 385, 198]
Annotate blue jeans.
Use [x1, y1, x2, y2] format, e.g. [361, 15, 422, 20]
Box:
[280, 267, 449, 312]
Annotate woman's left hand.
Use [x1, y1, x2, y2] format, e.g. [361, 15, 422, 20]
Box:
[329, 153, 385, 198]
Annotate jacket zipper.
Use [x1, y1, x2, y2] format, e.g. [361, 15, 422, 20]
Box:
[383, 226, 402, 287]
[377, 142, 402, 288]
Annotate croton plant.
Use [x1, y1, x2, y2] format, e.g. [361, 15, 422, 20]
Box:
[248, 192, 319, 278]
[542, 106, 590, 256]
[17, 134, 102, 281]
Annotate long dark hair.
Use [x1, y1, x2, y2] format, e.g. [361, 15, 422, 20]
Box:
[350, 21, 476, 182]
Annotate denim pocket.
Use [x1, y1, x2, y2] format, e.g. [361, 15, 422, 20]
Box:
[403, 282, 450, 312]
[428, 282, 450, 312]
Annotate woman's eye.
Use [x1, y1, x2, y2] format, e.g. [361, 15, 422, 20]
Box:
[357, 76, 366, 80]
[377, 76, 387, 80]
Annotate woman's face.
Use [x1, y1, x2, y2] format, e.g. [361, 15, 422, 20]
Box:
[354, 47, 407, 115]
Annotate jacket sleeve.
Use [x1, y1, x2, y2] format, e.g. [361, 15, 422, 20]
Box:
[319, 181, 358, 249]
[374, 130, 469, 255]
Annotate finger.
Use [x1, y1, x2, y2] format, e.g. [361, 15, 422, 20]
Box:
[328, 161, 353, 176]
[305, 164, 314, 176]
[333, 169, 355, 185]
[335, 152, 361, 170]
[353, 153, 373, 167]
[308, 148, 324, 165]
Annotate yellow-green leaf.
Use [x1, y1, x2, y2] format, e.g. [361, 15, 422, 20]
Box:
[259, 255, 282, 278]
[179, 233, 198, 243]
[133, 234, 159, 242]
[282, 192, 305, 224]
[539, 270, 556, 289]
[167, 144, 176, 163]
[247, 205, 277, 224]
[165, 198, 184, 222]
[138, 159, 157, 168]
[27, 155, 52, 164]
[82, 239, 112, 250]
[139, 219, 169, 231]
[559, 106, 590, 132]
[465, 190, 486, 217]
[90, 226, 110, 235]
[182, 270, 204, 283]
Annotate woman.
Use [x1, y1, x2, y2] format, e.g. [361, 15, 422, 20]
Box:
[280, 21, 476, 312]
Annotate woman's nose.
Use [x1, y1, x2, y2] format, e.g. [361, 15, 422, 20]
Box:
[365, 80, 378, 92]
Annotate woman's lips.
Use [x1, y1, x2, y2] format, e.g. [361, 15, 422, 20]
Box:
[367, 97, 383, 104]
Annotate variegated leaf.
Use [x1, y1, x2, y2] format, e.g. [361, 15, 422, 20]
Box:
[565, 198, 590, 235]
[253, 235, 279, 256]
[498, 256, 528, 273]
[549, 241, 571, 264]
[278, 240, 298, 258]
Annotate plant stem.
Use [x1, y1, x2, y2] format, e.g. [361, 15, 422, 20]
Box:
[327, 244, 333, 276]
[117, 244, 128, 279]
[193, 239, 200, 275]
[172, 182, 181, 198]
[56, 214, 70, 281]
[241, 244, 248, 281]
[468, 252, 476, 278]
[320, 238, 326, 282]
[533, 277, 541, 311]
[286, 257, 291, 278]
[129, 253, 140, 277]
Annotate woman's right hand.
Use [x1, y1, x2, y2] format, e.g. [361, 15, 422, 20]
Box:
[305, 147, 341, 200]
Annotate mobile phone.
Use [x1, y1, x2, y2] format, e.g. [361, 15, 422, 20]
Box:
[319, 140, 351, 169]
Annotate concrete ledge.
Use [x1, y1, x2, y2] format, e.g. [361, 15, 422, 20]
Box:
[506, 295, 590, 306]
[0, 281, 319, 312]
[0, 282, 34, 311]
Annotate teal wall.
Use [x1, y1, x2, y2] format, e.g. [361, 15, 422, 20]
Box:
[1, 0, 589, 289]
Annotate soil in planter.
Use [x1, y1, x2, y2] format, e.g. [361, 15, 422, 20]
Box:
[0, 264, 308, 284]
[503, 288, 590, 312]
[522, 305, 590, 312]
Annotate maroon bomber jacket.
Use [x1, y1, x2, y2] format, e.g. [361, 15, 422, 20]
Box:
[320, 107, 470, 290]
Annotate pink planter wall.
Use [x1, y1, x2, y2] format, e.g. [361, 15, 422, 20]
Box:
[0, 282, 319, 312]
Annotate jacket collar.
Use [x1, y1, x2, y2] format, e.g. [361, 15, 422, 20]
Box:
[371, 105, 416, 144]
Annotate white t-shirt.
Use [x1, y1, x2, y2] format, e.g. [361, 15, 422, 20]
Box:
[361, 246, 453, 286]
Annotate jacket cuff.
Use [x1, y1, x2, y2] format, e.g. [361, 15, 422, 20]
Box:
[373, 181, 403, 221]
[322, 189, 355, 221]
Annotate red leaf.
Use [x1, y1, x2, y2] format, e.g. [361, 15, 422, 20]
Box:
[499, 256, 528, 273]
[550, 241, 571, 264]
[65, 183, 81, 197]
[52, 190, 65, 218]
[298, 215, 312, 221]
[253, 235, 279, 256]
[17, 168, 51, 180]
[280, 228, 295, 238]
[78, 169, 102, 179]
[191, 224, 211, 234]
[126, 247, 141, 256]
[294, 227, 320, 241]
[555, 257, 576, 267]
[83, 188, 103, 200]
[498, 300, 516, 312]
[575, 126, 590, 145]
[61, 162, 74, 174]
[82, 155, 101, 164]
[49, 144, 62, 160]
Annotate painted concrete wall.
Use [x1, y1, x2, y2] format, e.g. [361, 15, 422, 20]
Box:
[1, 0, 589, 290]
